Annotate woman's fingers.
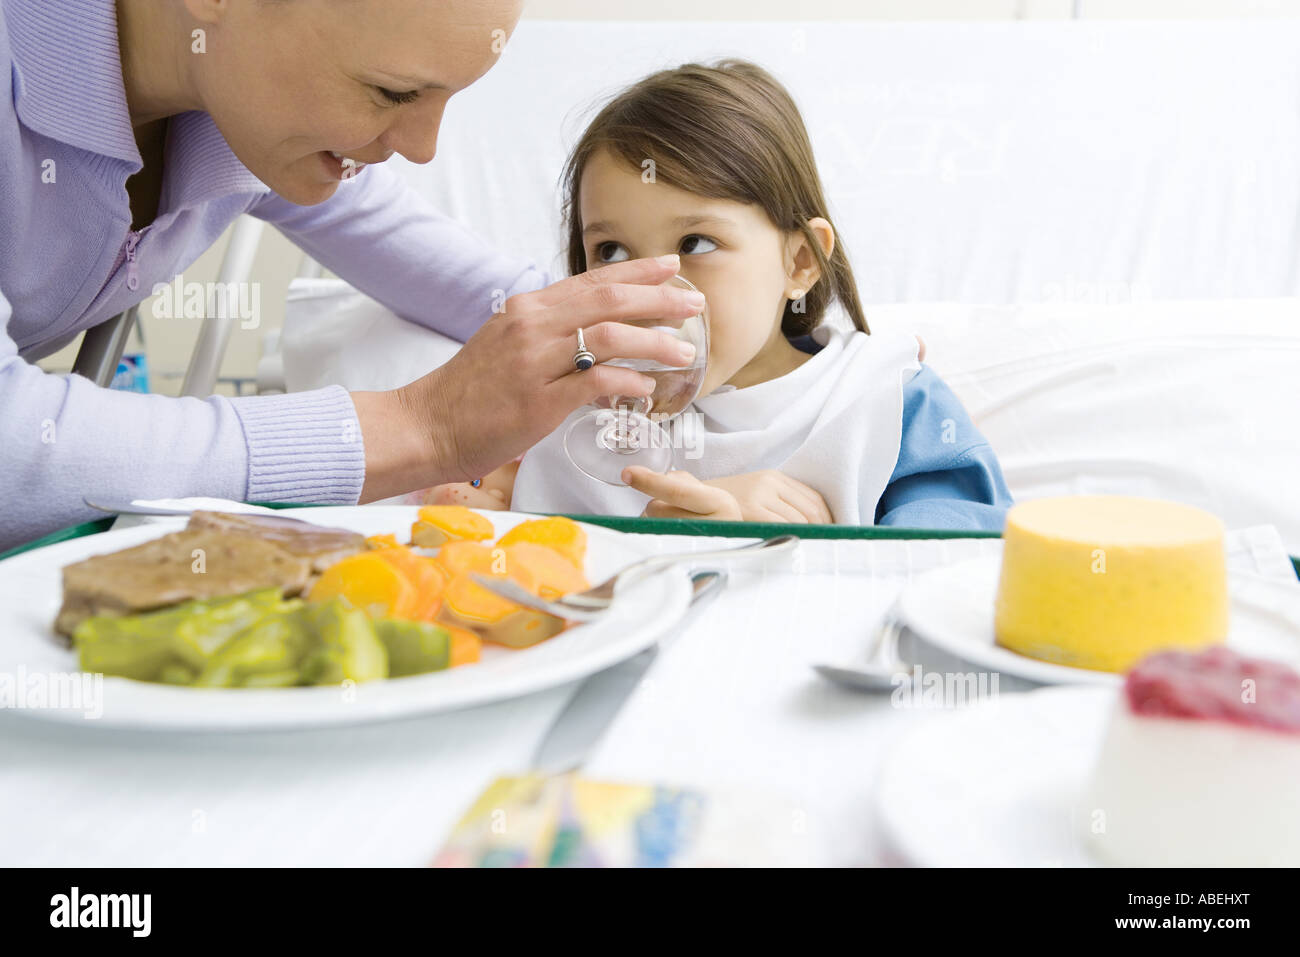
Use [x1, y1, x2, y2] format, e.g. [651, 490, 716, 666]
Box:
[546, 279, 702, 333]
[388, 258, 705, 488]
[545, 320, 698, 382]
[550, 362, 658, 411]
[527, 254, 684, 309]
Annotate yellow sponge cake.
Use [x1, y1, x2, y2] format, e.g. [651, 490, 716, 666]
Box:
[993, 495, 1228, 672]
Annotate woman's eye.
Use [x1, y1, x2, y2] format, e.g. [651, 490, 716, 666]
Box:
[595, 242, 629, 264]
[680, 235, 717, 255]
[377, 87, 420, 106]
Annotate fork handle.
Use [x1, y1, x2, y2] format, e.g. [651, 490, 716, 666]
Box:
[618, 534, 799, 585]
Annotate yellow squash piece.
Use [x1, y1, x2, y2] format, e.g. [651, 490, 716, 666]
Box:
[411, 505, 495, 548]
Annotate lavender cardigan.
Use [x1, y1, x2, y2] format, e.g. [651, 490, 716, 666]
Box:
[0, 0, 550, 551]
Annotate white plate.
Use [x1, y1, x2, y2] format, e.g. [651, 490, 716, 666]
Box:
[0, 507, 692, 731]
[897, 554, 1300, 686]
[875, 686, 1113, 866]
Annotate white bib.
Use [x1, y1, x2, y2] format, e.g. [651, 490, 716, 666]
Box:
[512, 326, 922, 524]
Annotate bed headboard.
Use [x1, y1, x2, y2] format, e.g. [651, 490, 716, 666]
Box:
[390, 18, 1300, 305]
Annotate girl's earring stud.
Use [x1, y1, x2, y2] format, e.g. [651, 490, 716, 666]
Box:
[789, 288, 805, 301]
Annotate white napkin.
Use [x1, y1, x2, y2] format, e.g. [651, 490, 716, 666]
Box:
[513, 326, 922, 522]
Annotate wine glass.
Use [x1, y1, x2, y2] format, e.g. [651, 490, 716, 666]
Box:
[563, 274, 709, 486]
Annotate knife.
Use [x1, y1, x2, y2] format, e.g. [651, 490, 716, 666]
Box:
[530, 569, 728, 776]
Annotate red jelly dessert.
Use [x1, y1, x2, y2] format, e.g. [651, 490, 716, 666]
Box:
[1125, 646, 1300, 733]
[1085, 646, 1300, 866]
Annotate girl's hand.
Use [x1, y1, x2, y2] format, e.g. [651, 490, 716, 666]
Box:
[702, 470, 833, 524]
[623, 467, 743, 521]
[421, 482, 509, 510]
[422, 459, 519, 510]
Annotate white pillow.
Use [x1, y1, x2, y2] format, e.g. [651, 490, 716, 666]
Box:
[281, 278, 463, 393]
[865, 298, 1300, 554]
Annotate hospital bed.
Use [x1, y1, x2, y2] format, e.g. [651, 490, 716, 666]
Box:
[96, 19, 1300, 550]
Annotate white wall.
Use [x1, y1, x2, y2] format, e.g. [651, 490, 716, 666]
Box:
[35, 0, 1300, 394]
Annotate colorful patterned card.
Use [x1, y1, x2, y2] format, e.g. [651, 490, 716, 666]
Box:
[433, 774, 813, 867]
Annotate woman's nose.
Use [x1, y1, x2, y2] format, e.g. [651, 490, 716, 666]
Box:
[382, 99, 446, 165]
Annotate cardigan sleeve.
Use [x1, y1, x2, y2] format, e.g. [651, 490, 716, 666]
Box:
[0, 285, 366, 553]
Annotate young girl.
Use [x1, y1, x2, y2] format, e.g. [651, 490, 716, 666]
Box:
[426, 60, 1013, 530]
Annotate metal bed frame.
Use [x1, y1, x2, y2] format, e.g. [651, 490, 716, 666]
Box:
[71, 216, 268, 396]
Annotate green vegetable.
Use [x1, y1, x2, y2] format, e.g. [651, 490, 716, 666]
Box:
[193, 607, 314, 688]
[299, 599, 388, 685]
[74, 588, 290, 682]
[170, 588, 289, 668]
[158, 664, 197, 685]
[375, 619, 451, 677]
[70, 589, 464, 689]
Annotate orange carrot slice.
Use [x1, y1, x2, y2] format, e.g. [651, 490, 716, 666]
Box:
[497, 517, 587, 571]
[372, 547, 449, 622]
[309, 552, 419, 620]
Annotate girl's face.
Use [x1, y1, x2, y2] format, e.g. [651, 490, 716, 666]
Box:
[579, 149, 818, 395]
[189, 0, 523, 205]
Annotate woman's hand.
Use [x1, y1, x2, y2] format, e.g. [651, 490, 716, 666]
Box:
[625, 467, 832, 524]
[353, 255, 704, 502]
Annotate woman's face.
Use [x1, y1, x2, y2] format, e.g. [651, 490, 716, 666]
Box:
[188, 0, 523, 204]
[579, 149, 797, 396]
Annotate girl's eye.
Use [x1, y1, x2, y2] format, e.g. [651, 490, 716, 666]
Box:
[595, 242, 629, 264]
[377, 87, 420, 106]
[680, 235, 717, 255]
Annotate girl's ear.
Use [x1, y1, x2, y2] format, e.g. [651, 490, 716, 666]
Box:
[784, 217, 835, 299]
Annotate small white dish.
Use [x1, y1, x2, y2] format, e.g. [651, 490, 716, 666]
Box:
[0, 507, 692, 732]
[896, 554, 1300, 686]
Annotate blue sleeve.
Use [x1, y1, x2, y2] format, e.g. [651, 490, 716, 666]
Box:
[874, 365, 1014, 532]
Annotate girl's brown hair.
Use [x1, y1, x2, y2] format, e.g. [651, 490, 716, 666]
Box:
[561, 58, 868, 337]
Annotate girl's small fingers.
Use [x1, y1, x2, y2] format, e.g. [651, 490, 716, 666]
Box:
[779, 485, 832, 524]
[624, 468, 721, 514]
[764, 497, 809, 524]
[774, 474, 833, 523]
[644, 499, 696, 520]
[752, 505, 796, 524]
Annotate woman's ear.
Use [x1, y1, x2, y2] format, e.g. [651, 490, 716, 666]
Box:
[784, 217, 836, 300]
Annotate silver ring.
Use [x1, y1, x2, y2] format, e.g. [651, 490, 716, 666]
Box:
[573, 327, 595, 371]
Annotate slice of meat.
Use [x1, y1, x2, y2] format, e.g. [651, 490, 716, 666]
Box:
[55, 528, 312, 638]
[54, 513, 367, 639]
[185, 511, 366, 573]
